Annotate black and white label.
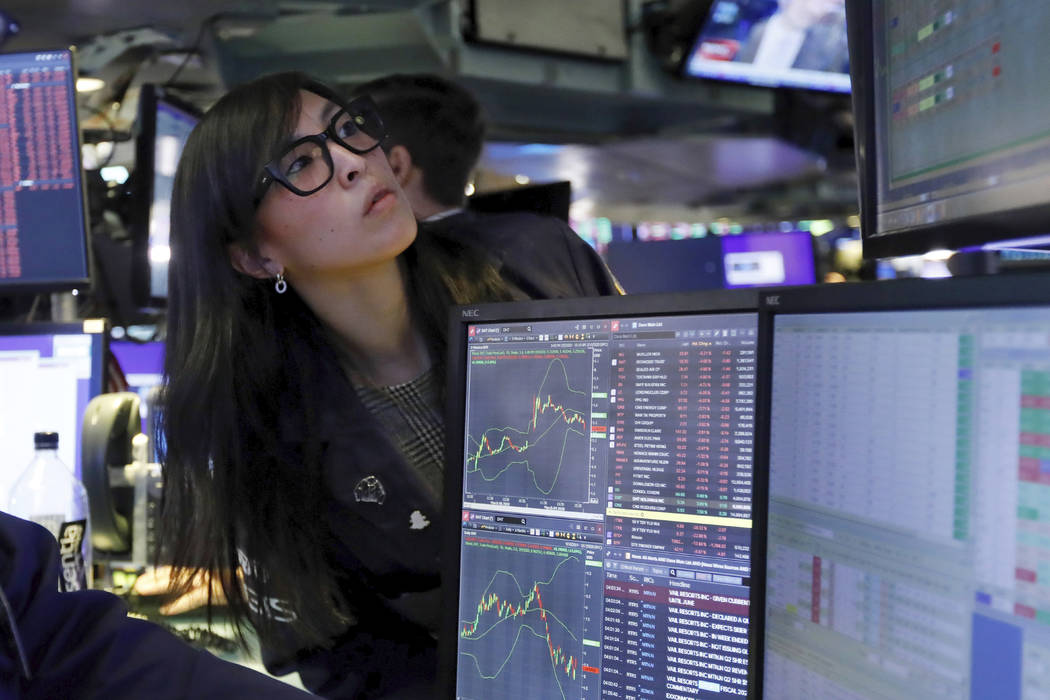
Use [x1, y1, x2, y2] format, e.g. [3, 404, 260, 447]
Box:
[57, 519, 88, 592]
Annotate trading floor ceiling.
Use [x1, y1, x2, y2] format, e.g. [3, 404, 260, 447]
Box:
[1, 0, 857, 215]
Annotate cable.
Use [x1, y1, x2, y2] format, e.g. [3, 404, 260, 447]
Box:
[162, 14, 218, 89]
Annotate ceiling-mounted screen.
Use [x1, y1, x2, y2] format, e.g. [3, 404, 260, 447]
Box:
[684, 0, 851, 93]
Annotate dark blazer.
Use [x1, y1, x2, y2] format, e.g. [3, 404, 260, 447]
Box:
[0, 511, 313, 699]
[255, 213, 621, 698]
[423, 209, 624, 299]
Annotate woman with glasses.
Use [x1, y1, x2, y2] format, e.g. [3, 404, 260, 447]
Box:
[156, 71, 619, 698]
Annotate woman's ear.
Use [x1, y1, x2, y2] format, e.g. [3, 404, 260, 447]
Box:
[228, 243, 278, 280]
[387, 145, 414, 187]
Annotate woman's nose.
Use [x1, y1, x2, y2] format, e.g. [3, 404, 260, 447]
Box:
[329, 141, 366, 187]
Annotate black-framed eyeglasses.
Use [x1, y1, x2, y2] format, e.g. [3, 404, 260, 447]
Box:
[254, 95, 386, 202]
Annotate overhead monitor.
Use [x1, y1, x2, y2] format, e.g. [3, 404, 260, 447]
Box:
[131, 85, 200, 306]
[0, 321, 106, 504]
[722, 231, 816, 288]
[0, 49, 91, 292]
[684, 0, 851, 93]
[849, 1, 1050, 258]
[440, 290, 762, 698]
[758, 275, 1050, 698]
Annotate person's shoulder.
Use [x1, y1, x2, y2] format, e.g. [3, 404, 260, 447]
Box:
[0, 511, 60, 581]
[424, 210, 579, 257]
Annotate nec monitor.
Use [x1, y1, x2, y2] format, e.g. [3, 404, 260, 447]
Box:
[758, 275, 1050, 698]
[440, 290, 762, 699]
[0, 321, 106, 503]
[0, 49, 91, 292]
[131, 85, 200, 306]
[684, 0, 851, 93]
[848, 0, 1050, 258]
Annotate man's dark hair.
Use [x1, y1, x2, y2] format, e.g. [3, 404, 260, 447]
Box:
[352, 73, 485, 207]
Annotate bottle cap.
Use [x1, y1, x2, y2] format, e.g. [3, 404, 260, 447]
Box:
[33, 432, 59, 448]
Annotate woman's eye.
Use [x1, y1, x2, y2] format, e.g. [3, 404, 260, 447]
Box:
[335, 115, 359, 139]
[285, 155, 312, 177]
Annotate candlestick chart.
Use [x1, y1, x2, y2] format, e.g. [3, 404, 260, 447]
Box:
[465, 352, 592, 501]
[457, 534, 585, 700]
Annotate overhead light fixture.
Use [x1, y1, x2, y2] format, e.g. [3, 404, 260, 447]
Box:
[100, 166, 130, 184]
[923, 248, 955, 262]
[514, 174, 530, 185]
[809, 220, 835, 236]
[76, 77, 106, 93]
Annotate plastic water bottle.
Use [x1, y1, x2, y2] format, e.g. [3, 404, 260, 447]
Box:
[8, 432, 93, 591]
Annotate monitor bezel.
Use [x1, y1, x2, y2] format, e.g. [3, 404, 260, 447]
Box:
[130, 84, 201, 309]
[752, 273, 1050, 698]
[0, 47, 93, 294]
[848, 1, 1050, 259]
[438, 288, 764, 698]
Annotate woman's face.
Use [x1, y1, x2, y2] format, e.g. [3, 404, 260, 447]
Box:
[251, 90, 417, 284]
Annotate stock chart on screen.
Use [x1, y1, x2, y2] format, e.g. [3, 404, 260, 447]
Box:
[765, 300, 1050, 699]
[455, 305, 757, 699]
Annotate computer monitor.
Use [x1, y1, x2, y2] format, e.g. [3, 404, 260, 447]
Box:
[468, 181, 572, 223]
[684, 0, 851, 93]
[440, 290, 762, 698]
[130, 85, 200, 307]
[605, 232, 817, 294]
[604, 238, 727, 293]
[848, 1, 1050, 258]
[0, 49, 91, 292]
[722, 231, 816, 288]
[109, 339, 164, 432]
[0, 321, 106, 503]
[757, 274, 1050, 698]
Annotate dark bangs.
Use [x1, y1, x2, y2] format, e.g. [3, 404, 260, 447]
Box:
[182, 72, 329, 249]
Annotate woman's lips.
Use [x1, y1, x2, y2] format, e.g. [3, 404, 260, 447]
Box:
[365, 188, 395, 216]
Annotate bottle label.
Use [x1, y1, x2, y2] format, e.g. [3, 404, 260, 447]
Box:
[57, 519, 88, 592]
[29, 514, 64, 540]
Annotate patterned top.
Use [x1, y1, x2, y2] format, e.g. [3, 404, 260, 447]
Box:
[352, 367, 445, 504]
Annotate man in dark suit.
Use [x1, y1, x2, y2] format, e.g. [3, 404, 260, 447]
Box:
[350, 74, 623, 296]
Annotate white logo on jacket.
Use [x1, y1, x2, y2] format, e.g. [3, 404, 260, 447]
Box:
[409, 510, 430, 530]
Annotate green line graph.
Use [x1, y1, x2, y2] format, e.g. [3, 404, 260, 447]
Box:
[465, 356, 591, 501]
[457, 536, 584, 700]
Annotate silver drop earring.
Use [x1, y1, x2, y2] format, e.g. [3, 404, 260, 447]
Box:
[274, 271, 287, 294]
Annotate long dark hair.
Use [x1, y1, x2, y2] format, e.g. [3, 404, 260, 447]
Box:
[157, 71, 513, 647]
